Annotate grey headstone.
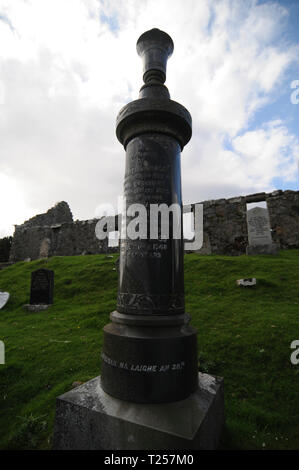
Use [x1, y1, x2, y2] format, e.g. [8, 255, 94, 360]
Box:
[246, 207, 278, 255]
[247, 207, 272, 246]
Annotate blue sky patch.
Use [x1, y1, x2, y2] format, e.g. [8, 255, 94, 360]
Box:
[0, 13, 15, 32]
[100, 11, 119, 33]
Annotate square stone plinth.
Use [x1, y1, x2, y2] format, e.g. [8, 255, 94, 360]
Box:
[246, 243, 279, 255]
[53, 373, 224, 450]
[23, 304, 51, 312]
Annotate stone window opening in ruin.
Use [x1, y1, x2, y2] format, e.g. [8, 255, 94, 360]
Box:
[183, 211, 195, 242]
[246, 200, 274, 234]
[108, 231, 119, 248]
[245, 199, 279, 254]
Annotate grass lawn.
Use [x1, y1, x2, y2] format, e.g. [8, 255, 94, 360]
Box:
[0, 251, 298, 450]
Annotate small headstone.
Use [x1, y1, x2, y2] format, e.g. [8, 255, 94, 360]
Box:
[0, 292, 10, 309]
[30, 268, 54, 305]
[246, 207, 278, 255]
[236, 278, 256, 287]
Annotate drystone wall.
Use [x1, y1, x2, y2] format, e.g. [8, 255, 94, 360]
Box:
[9, 203, 108, 262]
[266, 190, 299, 249]
[20, 201, 73, 229]
[10, 220, 109, 262]
[9, 190, 299, 262]
[194, 196, 248, 256]
[193, 190, 298, 255]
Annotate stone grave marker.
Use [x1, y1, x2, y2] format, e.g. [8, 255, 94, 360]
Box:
[29, 268, 54, 308]
[246, 206, 278, 255]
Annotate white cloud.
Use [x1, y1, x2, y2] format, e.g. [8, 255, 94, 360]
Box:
[232, 121, 299, 184]
[0, 173, 32, 237]
[0, 0, 298, 236]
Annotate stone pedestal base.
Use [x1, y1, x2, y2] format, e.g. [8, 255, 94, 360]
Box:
[101, 314, 198, 404]
[23, 304, 52, 312]
[53, 373, 224, 450]
[246, 243, 279, 255]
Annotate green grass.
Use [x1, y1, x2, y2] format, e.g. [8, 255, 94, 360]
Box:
[0, 251, 298, 450]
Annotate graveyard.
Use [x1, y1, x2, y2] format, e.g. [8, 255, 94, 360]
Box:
[1, 7, 299, 453]
[0, 250, 298, 449]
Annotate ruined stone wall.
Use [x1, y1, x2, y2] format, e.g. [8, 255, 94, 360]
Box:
[51, 220, 108, 256]
[266, 190, 299, 249]
[9, 190, 299, 262]
[192, 196, 248, 255]
[20, 201, 73, 229]
[193, 190, 298, 255]
[10, 226, 51, 261]
[9, 200, 110, 262]
[10, 220, 108, 262]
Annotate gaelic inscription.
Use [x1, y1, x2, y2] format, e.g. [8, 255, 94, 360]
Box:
[102, 352, 186, 373]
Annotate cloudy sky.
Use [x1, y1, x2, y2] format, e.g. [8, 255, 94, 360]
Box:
[0, 0, 299, 237]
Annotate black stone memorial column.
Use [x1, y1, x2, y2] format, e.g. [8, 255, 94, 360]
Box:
[101, 29, 198, 404]
[53, 30, 224, 450]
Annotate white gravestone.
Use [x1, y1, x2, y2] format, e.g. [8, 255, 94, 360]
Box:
[246, 207, 278, 255]
[247, 207, 272, 245]
[0, 292, 10, 309]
